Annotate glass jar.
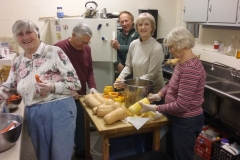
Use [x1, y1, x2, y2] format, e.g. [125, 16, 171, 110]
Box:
[236, 40, 240, 59]
[57, 7, 64, 18]
[226, 36, 236, 56]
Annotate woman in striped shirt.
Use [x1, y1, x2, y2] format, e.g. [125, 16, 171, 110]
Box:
[139, 27, 206, 160]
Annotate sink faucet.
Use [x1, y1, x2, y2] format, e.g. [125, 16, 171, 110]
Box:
[211, 61, 240, 78]
[211, 61, 232, 70]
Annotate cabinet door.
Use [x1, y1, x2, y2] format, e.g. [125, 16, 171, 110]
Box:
[208, 0, 238, 23]
[237, 3, 240, 23]
[183, 0, 209, 22]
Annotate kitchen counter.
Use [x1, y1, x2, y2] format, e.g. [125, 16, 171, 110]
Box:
[0, 101, 25, 160]
[0, 52, 17, 66]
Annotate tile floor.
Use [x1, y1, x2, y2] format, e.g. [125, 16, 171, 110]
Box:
[20, 120, 204, 160]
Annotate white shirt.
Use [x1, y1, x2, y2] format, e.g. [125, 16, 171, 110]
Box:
[119, 37, 165, 93]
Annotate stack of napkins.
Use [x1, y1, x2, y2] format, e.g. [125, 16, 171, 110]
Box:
[122, 111, 162, 130]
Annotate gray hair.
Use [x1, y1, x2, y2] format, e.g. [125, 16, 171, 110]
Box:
[119, 11, 134, 21]
[72, 22, 92, 37]
[135, 12, 156, 36]
[163, 27, 195, 51]
[12, 19, 40, 39]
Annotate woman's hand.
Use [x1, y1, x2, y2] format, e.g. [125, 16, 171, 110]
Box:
[36, 81, 54, 96]
[113, 78, 125, 90]
[147, 93, 161, 103]
[71, 92, 80, 100]
[139, 102, 156, 113]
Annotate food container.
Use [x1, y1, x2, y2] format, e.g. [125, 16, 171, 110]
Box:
[103, 86, 114, 95]
[7, 93, 22, 111]
[0, 113, 23, 152]
[124, 78, 154, 108]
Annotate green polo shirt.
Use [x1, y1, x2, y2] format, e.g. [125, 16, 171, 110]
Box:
[116, 27, 139, 66]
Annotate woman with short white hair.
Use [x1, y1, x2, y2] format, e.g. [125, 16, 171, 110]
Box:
[0, 19, 81, 160]
[139, 27, 206, 160]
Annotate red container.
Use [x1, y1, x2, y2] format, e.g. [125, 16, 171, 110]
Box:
[194, 127, 228, 160]
[195, 145, 211, 160]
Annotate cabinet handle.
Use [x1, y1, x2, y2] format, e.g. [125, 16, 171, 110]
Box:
[183, 7, 185, 13]
[209, 4, 212, 12]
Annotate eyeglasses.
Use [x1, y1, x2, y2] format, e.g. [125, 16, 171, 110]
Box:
[75, 34, 90, 45]
[17, 31, 35, 38]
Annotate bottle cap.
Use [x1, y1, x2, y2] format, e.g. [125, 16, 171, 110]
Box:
[57, 7, 62, 9]
[221, 138, 229, 144]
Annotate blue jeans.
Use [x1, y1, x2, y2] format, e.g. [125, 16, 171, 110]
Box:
[25, 97, 76, 160]
[74, 100, 85, 154]
[166, 113, 204, 160]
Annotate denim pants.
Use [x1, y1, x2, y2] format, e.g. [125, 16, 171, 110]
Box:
[25, 97, 76, 160]
[166, 113, 204, 160]
[74, 100, 85, 154]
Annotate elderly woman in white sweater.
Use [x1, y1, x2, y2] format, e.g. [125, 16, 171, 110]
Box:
[114, 12, 165, 93]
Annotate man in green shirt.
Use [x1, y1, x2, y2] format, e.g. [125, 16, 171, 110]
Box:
[111, 11, 139, 77]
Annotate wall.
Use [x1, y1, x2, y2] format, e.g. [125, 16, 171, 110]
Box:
[0, 0, 177, 39]
[0, 0, 239, 69]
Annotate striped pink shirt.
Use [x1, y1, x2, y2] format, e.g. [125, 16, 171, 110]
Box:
[157, 57, 206, 117]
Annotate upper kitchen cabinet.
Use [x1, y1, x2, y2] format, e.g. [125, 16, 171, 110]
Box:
[183, 0, 240, 26]
[238, 2, 240, 23]
[208, 0, 238, 23]
[183, 0, 209, 22]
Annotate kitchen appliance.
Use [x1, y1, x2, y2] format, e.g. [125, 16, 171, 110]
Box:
[49, 18, 117, 92]
[124, 78, 154, 108]
[85, 1, 98, 18]
[0, 113, 23, 152]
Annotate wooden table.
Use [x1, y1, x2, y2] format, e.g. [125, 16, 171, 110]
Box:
[79, 97, 170, 160]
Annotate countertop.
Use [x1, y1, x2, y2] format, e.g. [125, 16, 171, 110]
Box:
[0, 52, 17, 66]
[0, 101, 25, 160]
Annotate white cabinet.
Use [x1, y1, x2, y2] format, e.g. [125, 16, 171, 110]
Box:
[237, 3, 240, 23]
[183, 0, 240, 26]
[208, 0, 238, 23]
[183, 0, 209, 22]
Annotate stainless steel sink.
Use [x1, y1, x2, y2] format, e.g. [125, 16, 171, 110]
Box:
[206, 76, 221, 82]
[229, 92, 240, 98]
[206, 81, 240, 93]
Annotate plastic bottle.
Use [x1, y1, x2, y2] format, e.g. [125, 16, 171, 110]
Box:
[57, 7, 64, 18]
[221, 138, 229, 146]
[226, 36, 236, 56]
